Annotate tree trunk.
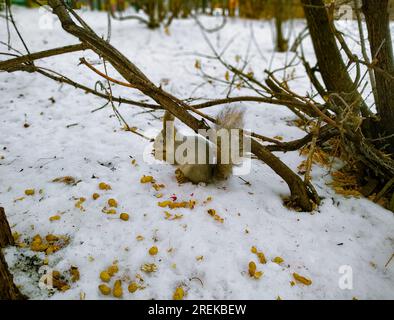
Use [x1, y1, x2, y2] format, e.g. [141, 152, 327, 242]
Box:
[0, 207, 26, 300]
[274, 0, 288, 52]
[228, 0, 236, 17]
[0, 208, 14, 248]
[362, 0, 394, 151]
[146, 0, 160, 29]
[301, 0, 375, 125]
[202, 0, 207, 14]
[301, 0, 357, 99]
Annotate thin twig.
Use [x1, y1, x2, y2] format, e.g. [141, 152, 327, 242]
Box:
[385, 253, 394, 268]
[79, 57, 137, 88]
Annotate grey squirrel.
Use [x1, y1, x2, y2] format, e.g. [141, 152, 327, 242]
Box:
[153, 107, 245, 184]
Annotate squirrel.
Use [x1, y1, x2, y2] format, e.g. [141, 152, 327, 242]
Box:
[153, 107, 245, 184]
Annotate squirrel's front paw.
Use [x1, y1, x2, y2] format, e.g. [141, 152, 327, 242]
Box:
[175, 168, 189, 184]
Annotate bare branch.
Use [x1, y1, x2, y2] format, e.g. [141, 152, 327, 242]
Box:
[0, 43, 88, 71]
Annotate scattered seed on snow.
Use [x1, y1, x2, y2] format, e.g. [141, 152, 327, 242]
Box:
[98, 284, 111, 296]
[148, 246, 158, 256]
[120, 213, 129, 221]
[173, 287, 185, 300]
[107, 198, 118, 208]
[98, 182, 111, 190]
[293, 273, 312, 286]
[24, 189, 35, 196]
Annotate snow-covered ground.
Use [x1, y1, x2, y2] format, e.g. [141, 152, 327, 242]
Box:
[0, 7, 393, 300]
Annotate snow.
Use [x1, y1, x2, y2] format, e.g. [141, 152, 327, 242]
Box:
[0, 7, 393, 300]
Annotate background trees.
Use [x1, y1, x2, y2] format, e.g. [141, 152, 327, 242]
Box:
[1, 0, 393, 210]
[362, 0, 394, 150]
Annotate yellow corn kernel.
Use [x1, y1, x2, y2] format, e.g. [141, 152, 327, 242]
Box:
[128, 282, 139, 293]
[149, 246, 158, 256]
[113, 280, 123, 298]
[92, 193, 100, 200]
[99, 182, 111, 190]
[120, 213, 129, 221]
[25, 189, 35, 196]
[173, 287, 184, 300]
[100, 271, 111, 282]
[99, 284, 111, 295]
[107, 198, 118, 208]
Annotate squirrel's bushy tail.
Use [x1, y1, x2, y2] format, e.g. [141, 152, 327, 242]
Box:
[214, 107, 245, 180]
